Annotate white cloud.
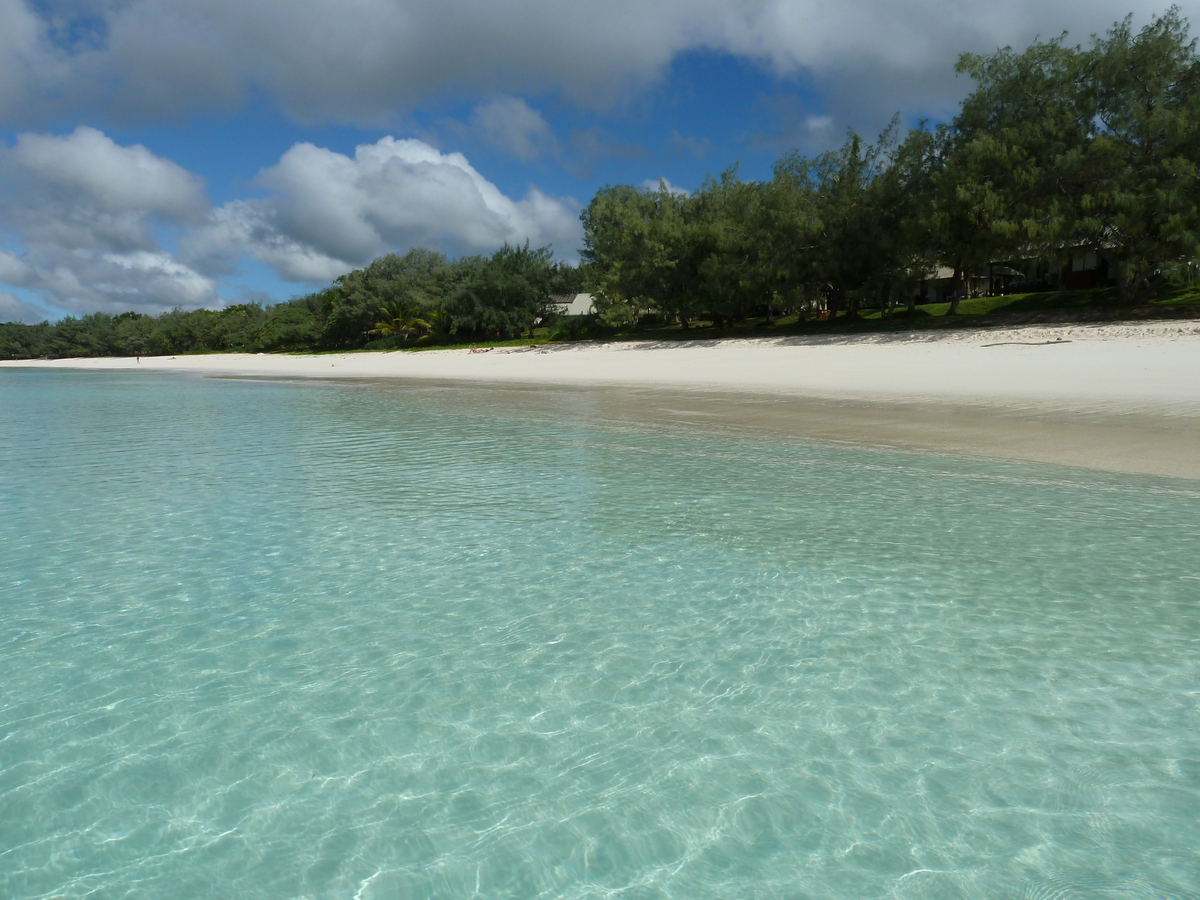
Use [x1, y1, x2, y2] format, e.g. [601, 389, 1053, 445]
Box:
[668, 132, 711, 159]
[186, 136, 584, 283]
[0, 290, 47, 324]
[640, 178, 690, 196]
[3, 245, 217, 317]
[0, 1, 1175, 126]
[800, 115, 834, 139]
[0, 128, 584, 315]
[0, 128, 217, 315]
[185, 200, 357, 284]
[10, 127, 207, 220]
[472, 96, 558, 161]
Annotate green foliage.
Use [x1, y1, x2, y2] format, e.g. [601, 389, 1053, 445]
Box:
[692, 168, 802, 324]
[448, 243, 554, 338]
[577, 8, 1200, 318]
[1, 244, 579, 359]
[775, 124, 915, 317]
[581, 183, 698, 325]
[0, 321, 53, 359]
[369, 303, 431, 342]
[317, 248, 458, 348]
[256, 306, 321, 351]
[549, 260, 588, 295]
[1079, 9, 1200, 301]
[547, 313, 598, 341]
[952, 8, 1200, 304]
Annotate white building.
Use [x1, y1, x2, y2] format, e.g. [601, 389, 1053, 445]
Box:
[549, 293, 595, 316]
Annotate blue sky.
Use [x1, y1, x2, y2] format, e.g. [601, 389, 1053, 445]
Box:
[0, 0, 1187, 322]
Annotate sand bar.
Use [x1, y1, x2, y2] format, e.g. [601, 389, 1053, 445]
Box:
[6, 321, 1200, 479]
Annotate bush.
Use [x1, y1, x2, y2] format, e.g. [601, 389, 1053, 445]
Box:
[255, 307, 320, 351]
[549, 315, 598, 341]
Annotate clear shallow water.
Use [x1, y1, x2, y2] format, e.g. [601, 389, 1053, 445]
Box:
[1, 370, 1199, 900]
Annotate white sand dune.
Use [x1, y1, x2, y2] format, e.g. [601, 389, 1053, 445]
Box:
[7, 321, 1200, 478]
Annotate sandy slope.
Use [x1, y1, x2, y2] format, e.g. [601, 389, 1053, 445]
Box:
[6, 321, 1199, 411]
[6, 321, 1200, 478]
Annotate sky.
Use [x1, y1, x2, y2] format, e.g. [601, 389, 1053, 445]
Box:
[0, 0, 1190, 323]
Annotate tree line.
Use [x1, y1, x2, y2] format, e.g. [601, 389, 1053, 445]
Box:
[584, 9, 1200, 325]
[1, 244, 583, 359]
[2, 9, 1197, 360]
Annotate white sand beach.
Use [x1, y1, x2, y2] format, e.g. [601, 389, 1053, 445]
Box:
[7, 320, 1200, 478]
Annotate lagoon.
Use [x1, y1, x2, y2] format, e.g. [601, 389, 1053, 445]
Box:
[2, 369, 1198, 898]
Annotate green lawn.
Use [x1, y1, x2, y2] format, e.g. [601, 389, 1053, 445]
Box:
[615, 283, 1200, 343]
[864, 283, 1200, 319]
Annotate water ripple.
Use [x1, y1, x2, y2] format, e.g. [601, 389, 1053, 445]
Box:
[1, 370, 1198, 899]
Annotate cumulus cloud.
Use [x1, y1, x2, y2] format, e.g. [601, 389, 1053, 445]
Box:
[0, 0, 1174, 127]
[0, 127, 217, 315]
[0, 128, 583, 315]
[10, 127, 207, 221]
[186, 136, 584, 283]
[472, 96, 558, 161]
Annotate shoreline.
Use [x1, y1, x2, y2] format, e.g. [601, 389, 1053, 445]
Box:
[6, 321, 1200, 479]
[361, 379, 1200, 481]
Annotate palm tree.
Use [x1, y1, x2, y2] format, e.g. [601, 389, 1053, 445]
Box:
[369, 303, 430, 342]
[424, 306, 453, 340]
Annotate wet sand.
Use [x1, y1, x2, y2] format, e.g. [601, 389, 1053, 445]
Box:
[359, 380, 1200, 480]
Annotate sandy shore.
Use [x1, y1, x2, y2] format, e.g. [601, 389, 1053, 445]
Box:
[6, 321, 1200, 478]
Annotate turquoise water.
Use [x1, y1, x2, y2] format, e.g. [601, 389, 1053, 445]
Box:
[2, 370, 1199, 900]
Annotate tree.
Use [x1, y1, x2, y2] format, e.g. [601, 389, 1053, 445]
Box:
[210, 303, 268, 351]
[0, 322, 53, 359]
[548, 261, 587, 296]
[953, 10, 1200, 305]
[775, 126, 907, 319]
[924, 125, 1033, 314]
[1077, 9, 1200, 302]
[879, 125, 946, 315]
[112, 311, 154, 356]
[581, 183, 703, 327]
[369, 303, 431, 342]
[692, 171, 783, 325]
[448, 243, 554, 338]
[319, 249, 453, 347]
[256, 306, 320, 351]
[954, 31, 1091, 258]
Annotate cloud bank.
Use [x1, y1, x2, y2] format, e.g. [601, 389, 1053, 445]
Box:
[0, 0, 1176, 126]
[187, 136, 582, 284]
[0, 127, 217, 317]
[0, 130, 582, 318]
